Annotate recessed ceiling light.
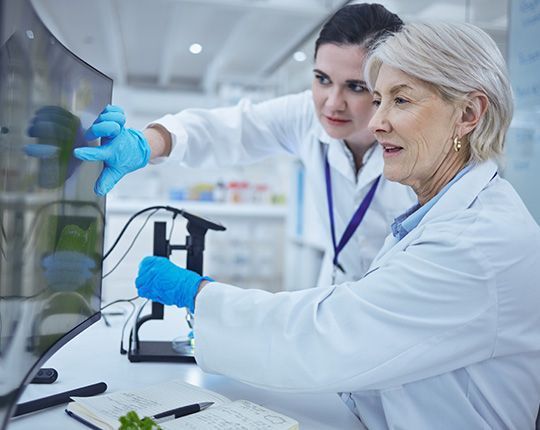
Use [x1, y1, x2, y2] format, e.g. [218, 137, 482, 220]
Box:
[293, 51, 306, 62]
[189, 43, 203, 54]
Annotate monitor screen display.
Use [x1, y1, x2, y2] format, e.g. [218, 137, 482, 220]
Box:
[0, 0, 111, 425]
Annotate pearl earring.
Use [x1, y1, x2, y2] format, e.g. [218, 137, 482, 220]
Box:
[453, 136, 462, 152]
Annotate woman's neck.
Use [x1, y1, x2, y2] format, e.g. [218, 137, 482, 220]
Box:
[345, 139, 375, 173]
[414, 150, 470, 205]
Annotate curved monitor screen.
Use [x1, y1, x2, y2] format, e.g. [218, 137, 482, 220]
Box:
[0, 0, 111, 425]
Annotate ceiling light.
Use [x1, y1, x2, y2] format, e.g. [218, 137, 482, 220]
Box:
[189, 43, 203, 54]
[293, 51, 306, 62]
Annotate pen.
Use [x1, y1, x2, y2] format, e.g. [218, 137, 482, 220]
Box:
[14, 382, 108, 417]
[152, 401, 214, 424]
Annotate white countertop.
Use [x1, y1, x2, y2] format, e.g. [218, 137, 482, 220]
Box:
[9, 311, 361, 430]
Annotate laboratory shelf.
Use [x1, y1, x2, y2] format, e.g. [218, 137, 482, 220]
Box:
[286, 234, 326, 251]
[105, 197, 287, 219]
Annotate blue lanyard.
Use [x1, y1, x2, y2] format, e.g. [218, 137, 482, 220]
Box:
[324, 151, 380, 274]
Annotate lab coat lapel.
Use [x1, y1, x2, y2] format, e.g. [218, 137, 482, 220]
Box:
[366, 160, 498, 274]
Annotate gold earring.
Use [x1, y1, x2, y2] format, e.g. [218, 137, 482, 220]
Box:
[453, 136, 462, 152]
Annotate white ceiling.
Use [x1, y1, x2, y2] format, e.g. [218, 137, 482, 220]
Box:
[31, 0, 349, 92]
[30, 0, 508, 98]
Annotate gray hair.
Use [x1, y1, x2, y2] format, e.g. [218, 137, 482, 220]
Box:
[364, 22, 513, 162]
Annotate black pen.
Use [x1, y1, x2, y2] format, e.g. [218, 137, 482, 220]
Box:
[152, 401, 214, 423]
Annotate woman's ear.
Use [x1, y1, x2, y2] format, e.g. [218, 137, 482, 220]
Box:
[457, 91, 489, 137]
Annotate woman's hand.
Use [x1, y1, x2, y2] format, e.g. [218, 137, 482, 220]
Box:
[135, 256, 213, 313]
[73, 105, 151, 196]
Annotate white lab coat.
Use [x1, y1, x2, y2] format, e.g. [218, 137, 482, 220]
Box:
[194, 159, 540, 429]
[152, 90, 415, 286]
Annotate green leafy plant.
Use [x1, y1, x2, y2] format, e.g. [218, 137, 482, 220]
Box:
[118, 411, 161, 430]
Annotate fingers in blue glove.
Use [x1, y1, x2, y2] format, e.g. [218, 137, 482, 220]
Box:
[84, 120, 122, 142]
[135, 256, 212, 313]
[102, 104, 125, 115]
[73, 145, 112, 162]
[95, 105, 125, 126]
[74, 125, 151, 195]
[84, 105, 126, 141]
[93, 166, 125, 196]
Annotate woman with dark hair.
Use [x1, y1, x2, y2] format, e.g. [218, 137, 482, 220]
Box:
[76, 3, 415, 287]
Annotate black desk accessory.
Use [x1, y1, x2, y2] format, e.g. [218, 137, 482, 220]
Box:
[30, 368, 58, 384]
[128, 209, 226, 363]
[13, 382, 107, 417]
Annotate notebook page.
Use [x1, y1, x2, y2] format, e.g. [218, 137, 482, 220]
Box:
[161, 400, 299, 430]
[69, 379, 229, 422]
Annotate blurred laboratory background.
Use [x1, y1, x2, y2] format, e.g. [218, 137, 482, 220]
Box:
[29, 0, 539, 302]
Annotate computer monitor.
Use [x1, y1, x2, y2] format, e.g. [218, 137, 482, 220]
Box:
[0, 0, 111, 426]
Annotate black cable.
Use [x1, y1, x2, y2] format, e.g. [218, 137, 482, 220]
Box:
[102, 205, 184, 261]
[134, 299, 150, 330]
[99, 295, 139, 312]
[0, 222, 6, 260]
[98, 295, 139, 355]
[101, 312, 111, 327]
[101, 208, 159, 279]
[96, 205, 180, 354]
[98, 205, 183, 354]
[168, 212, 178, 241]
[98, 205, 183, 353]
[125, 298, 150, 355]
[119, 300, 137, 355]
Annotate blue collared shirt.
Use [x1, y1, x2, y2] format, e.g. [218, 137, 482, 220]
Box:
[391, 164, 473, 241]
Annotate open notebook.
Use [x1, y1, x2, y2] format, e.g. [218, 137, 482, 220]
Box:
[66, 379, 299, 430]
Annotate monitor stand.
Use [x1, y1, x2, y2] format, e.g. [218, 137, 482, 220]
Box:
[128, 300, 196, 363]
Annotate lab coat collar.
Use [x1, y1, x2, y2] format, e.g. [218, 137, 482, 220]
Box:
[367, 159, 498, 271]
[418, 159, 498, 227]
[317, 126, 382, 189]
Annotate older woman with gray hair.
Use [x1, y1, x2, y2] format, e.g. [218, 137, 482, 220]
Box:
[134, 22, 540, 429]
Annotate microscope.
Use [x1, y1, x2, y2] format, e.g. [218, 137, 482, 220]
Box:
[128, 209, 225, 363]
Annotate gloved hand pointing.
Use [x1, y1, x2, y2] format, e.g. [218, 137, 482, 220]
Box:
[73, 105, 151, 196]
[135, 256, 213, 313]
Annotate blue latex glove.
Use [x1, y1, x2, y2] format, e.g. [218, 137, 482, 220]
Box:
[73, 105, 151, 196]
[135, 256, 213, 313]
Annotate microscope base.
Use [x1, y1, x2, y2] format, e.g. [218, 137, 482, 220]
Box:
[128, 340, 195, 363]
